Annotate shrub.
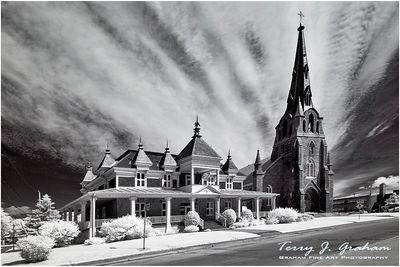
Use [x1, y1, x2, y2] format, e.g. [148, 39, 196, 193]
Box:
[39, 220, 80, 247]
[241, 209, 254, 224]
[252, 218, 266, 226]
[296, 214, 314, 222]
[184, 211, 200, 226]
[99, 215, 155, 243]
[16, 235, 55, 263]
[268, 208, 299, 223]
[222, 209, 237, 226]
[265, 216, 279, 224]
[183, 225, 199, 233]
[231, 221, 248, 228]
[84, 237, 106, 246]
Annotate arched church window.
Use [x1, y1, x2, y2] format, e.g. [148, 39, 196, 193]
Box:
[304, 87, 311, 106]
[266, 185, 272, 193]
[316, 121, 320, 133]
[309, 142, 315, 155]
[303, 120, 306, 132]
[306, 159, 315, 177]
[308, 114, 314, 132]
[283, 120, 288, 138]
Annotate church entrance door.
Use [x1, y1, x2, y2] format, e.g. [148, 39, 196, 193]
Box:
[304, 187, 319, 212]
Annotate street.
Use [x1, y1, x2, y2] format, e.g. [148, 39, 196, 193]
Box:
[109, 217, 399, 266]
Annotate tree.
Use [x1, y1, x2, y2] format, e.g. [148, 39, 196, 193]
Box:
[1, 208, 13, 241]
[24, 194, 61, 233]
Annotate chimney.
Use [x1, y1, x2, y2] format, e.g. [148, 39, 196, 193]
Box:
[379, 183, 386, 198]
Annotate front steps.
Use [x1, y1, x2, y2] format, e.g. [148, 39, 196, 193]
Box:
[203, 220, 226, 231]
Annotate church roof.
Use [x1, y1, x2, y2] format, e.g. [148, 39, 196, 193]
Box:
[285, 23, 313, 116]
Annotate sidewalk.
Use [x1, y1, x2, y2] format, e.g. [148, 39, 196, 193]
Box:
[1, 231, 259, 266]
[240, 213, 398, 233]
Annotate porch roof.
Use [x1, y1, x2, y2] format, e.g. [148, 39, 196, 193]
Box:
[60, 187, 279, 211]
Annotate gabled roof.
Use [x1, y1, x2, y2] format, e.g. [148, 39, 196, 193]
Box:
[176, 137, 222, 161]
[131, 148, 152, 167]
[81, 168, 97, 185]
[114, 150, 178, 171]
[159, 147, 177, 169]
[97, 149, 115, 170]
[221, 152, 238, 174]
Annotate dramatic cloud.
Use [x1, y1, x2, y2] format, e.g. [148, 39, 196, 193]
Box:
[372, 175, 399, 190]
[1, 2, 398, 206]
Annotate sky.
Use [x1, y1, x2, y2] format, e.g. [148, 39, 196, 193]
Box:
[1, 1, 399, 209]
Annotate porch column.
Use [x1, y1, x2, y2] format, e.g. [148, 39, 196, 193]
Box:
[130, 197, 137, 216]
[80, 201, 86, 225]
[255, 198, 260, 221]
[64, 211, 67, 221]
[89, 195, 97, 238]
[191, 167, 195, 185]
[271, 196, 276, 210]
[216, 169, 220, 185]
[68, 209, 73, 221]
[74, 206, 78, 222]
[165, 197, 172, 233]
[190, 198, 196, 212]
[215, 197, 221, 216]
[237, 198, 241, 218]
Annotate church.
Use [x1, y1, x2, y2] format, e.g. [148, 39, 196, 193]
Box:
[244, 21, 334, 213]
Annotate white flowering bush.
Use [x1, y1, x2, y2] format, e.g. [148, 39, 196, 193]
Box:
[39, 220, 80, 247]
[222, 209, 237, 226]
[231, 221, 248, 228]
[184, 211, 200, 226]
[241, 209, 254, 224]
[84, 237, 106, 246]
[183, 225, 199, 233]
[296, 214, 314, 222]
[16, 235, 55, 263]
[99, 215, 155, 243]
[265, 216, 279, 224]
[268, 208, 299, 223]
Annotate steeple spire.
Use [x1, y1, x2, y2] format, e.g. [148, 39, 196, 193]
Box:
[193, 115, 202, 138]
[285, 14, 313, 116]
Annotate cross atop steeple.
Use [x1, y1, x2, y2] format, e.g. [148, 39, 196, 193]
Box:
[297, 11, 305, 25]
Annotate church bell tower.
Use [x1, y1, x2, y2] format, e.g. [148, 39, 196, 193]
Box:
[270, 18, 334, 212]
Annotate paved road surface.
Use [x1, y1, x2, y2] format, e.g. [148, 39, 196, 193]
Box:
[110, 217, 398, 266]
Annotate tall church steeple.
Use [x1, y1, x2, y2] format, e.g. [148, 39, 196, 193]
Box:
[285, 19, 313, 117]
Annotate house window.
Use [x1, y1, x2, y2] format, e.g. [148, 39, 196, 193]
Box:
[136, 203, 146, 217]
[185, 174, 191, 186]
[224, 201, 232, 210]
[136, 173, 146, 187]
[161, 202, 166, 216]
[163, 174, 172, 188]
[266, 198, 272, 206]
[204, 174, 216, 185]
[206, 202, 214, 216]
[101, 207, 106, 219]
[226, 177, 233, 189]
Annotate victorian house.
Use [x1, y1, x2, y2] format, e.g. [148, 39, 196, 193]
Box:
[60, 118, 278, 238]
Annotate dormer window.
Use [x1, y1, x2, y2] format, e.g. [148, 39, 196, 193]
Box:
[136, 172, 146, 187]
[203, 174, 216, 185]
[226, 177, 233, 189]
[163, 174, 172, 188]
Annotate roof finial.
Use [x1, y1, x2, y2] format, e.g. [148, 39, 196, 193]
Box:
[138, 136, 143, 149]
[297, 11, 305, 25]
[165, 139, 170, 152]
[193, 115, 202, 138]
[105, 142, 110, 154]
[227, 149, 231, 159]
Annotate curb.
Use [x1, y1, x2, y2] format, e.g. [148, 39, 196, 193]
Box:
[68, 236, 260, 266]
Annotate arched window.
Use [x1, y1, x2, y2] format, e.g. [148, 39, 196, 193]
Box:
[309, 142, 315, 155]
[316, 121, 320, 133]
[303, 120, 306, 132]
[304, 86, 311, 106]
[266, 185, 272, 193]
[306, 159, 315, 177]
[308, 114, 314, 132]
[282, 120, 288, 138]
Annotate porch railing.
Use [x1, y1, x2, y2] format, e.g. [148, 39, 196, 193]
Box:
[148, 215, 186, 224]
[216, 213, 227, 228]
